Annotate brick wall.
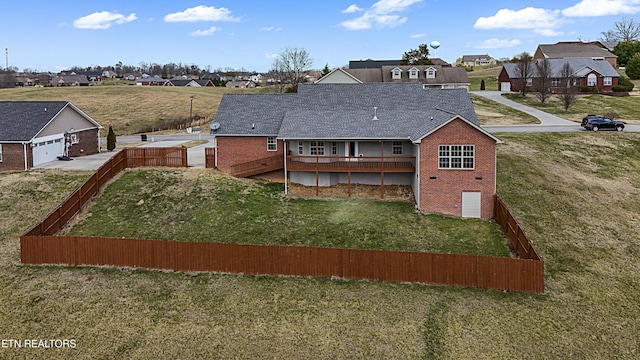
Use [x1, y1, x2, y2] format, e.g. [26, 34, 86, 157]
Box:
[0, 143, 29, 171]
[68, 129, 99, 157]
[419, 119, 496, 219]
[216, 136, 284, 172]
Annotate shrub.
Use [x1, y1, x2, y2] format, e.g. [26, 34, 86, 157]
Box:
[626, 52, 640, 79]
[480, 79, 485, 90]
[618, 75, 635, 91]
[603, 111, 620, 119]
[106, 126, 116, 151]
[612, 85, 628, 92]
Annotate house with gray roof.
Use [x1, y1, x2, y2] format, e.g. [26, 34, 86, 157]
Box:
[211, 83, 500, 219]
[498, 57, 620, 93]
[316, 66, 469, 90]
[533, 42, 618, 67]
[0, 101, 102, 171]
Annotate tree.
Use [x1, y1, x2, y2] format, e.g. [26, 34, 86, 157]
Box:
[612, 41, 640, 67]
[400, 44, 432, 65]
[626, 52, 640, 79]
[535, 58, 552, 103]
[271, 47, 313, 92]
[480, 79, 485, 90]
[321, 63, 330, 77]
[106, 126, 116, 151]
[515, 52, 533, 97]
[557, 62, 577, 111]
[600, 17, 640, 42]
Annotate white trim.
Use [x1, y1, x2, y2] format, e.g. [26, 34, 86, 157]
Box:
[267, 136, 277, 151]
[413, 115, 502, 144]
[314, 68, 363, 84]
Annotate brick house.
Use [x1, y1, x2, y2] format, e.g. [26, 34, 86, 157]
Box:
[211, 83, 500, 219]
[0, 101, 102, 171]
[498, 58, 619, 93]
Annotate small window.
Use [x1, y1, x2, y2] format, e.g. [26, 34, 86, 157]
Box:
[438, 145, 474, 169]
[526, 78, 532, 86]
[604, 77, 612, 86]
[267, 137, 277, 151]
[409, 68, 419, 79]
[391, 68, 402, 80]
[298, 141, 303, 155]
[425, 68, 436, 79]
[552, 79, 560, 86]
[331, 142, 338, 155]
[392, 141, 403, 155]
[310, 141, 324, 156]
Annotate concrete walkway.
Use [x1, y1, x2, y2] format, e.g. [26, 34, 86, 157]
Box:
[471, 91, 576, 126]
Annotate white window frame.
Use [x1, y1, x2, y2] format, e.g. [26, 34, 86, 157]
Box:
[604, 76, 612, 86]
[425, 67, 436, 79]
[409, 68, 419, 79]
[331, 142, 338, 155]
[525, 78, 532, 87]
[587, 73, 597, 87]
[267, 137, 277, 151]
[298, 141, 303, 155]
[391, 68, 402, 80]
[438, 145, 475, 170]
[310, 141, 325, 156]
[392, 141, 403, 155]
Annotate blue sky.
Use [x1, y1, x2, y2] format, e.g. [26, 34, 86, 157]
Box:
[3, 0, 640, 73]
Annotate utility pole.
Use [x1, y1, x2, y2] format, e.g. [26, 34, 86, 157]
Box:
[5, 48, 8, 71]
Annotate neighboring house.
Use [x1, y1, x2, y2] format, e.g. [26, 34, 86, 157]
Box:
[164, 79, 215, 87]
[136, 76, 167, 86]
[316, 66, 470, 90]
[249, 73, 263, 83]
[201, 72, 224, 81]
[498, 57, 620, 93]
[534, 42, 618, 67]
[212, 83, 500, 219]
[461, 55, 497, 67]
[50, 75, 90, 86]
[225, 80, 256, 88]
[0, 101, 102, 171]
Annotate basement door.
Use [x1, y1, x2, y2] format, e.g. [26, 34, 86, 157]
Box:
[461, 192, 481, 218]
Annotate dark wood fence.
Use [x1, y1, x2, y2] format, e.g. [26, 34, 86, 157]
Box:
[124, 147, 187, 168]
[205, 148, 215, 168]
[20, 148, 544, 293]
[20, 235, 543, 293]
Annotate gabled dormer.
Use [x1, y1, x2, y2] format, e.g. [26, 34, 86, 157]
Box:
[391, 67, 403, 80]
[408, 67, 420, 79]
[425, 66, 437, 79]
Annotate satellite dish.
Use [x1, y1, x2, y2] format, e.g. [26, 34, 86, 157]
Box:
[210, 122, 220, 131]
[430, 41, 440, 57]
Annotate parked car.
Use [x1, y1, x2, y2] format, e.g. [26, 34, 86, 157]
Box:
[581, 116, 625, 131]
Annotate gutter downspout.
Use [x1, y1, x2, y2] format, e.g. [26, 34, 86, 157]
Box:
[283, 140, 288, 195]
[23, 142, 29, 170]
[213, 136, 218, 168]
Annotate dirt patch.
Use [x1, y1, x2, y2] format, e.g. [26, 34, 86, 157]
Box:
[287, 183, 415, 203]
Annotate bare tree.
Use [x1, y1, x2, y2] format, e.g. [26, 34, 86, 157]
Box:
[515, 52, 533, 97]
[557, 62, 577, 111]
[600, 17, 640, 42]
[271, 47, 313, 92]
[535, 58, 552, 103]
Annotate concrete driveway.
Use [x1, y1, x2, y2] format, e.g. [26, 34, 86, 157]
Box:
[471, 91, 577, 126]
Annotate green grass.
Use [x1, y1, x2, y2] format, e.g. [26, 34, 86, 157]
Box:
[466, 66, 501, 91]
[2, 132, 640, 358]
[470, 94, 539, 125]
[64, 169, 509, 257]
[503, 92, 640, 123]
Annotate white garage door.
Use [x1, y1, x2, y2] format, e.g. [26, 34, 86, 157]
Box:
[462, 192, 481, 218]
[32, 134, 64, 166]
[500, 82, 511, 92]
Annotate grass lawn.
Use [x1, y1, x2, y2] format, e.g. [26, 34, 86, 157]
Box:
[1, 132, 640, 358]
[466, 66, 501, 91]
[63, 170, 510, 257]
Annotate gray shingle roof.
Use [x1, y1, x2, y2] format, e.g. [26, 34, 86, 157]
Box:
[213, 83, 478, 142]
[0, 101, 69, 142]
[503, 58, 620, 78]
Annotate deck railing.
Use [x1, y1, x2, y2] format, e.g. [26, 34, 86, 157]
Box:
[287, 155, 415, 173]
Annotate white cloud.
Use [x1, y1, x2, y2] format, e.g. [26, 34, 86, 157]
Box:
[73, 11, 137, 30]
[473, 38, 521, 49]
[340, 0, 422, 30]
[264, 53, 279, 60]
[164, 5, 239, 22]
[259, 26, 282, 32]
[410, 33, 426, 38]
[474, 7, 562, 35]
[188, 26, 220, 37]
[562, 0, 640, 17]
[342, 4, 364, 13]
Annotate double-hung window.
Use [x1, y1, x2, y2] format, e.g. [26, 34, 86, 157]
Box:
[438, 145, 474, 169]
[604, 77, 612, 86]
[298, 141, 303, 155]
[267, 137, 277, 151]
[310, 141, 324, 155]
[392, 141, 403, 155]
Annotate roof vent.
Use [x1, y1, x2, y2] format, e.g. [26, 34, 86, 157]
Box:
[251, 123, 255, 129]
[44, 107, 47, 112]
[372, 107, 378, 121]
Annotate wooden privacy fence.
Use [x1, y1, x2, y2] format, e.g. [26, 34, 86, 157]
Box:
[20, 148, 544, 293]
[20, 236, 543, 293]
[205, 147, 215, 168]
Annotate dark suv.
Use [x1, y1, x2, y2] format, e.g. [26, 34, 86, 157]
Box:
[581, 115, 625, 131]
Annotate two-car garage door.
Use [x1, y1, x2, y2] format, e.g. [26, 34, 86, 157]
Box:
[32, 134, 64, 166]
